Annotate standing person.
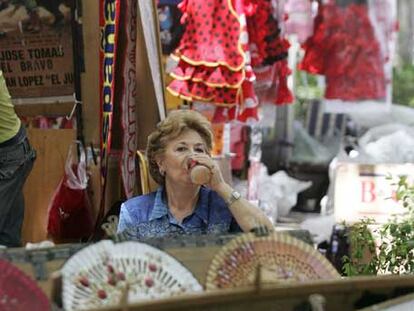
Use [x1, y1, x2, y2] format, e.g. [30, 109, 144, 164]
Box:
[117, 109, 273, 239]
[0, 70, 36, 247]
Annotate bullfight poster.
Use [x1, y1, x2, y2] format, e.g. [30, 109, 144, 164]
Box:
[0, 0, 74, 100]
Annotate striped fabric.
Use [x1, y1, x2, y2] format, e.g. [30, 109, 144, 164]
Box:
[305, 100, 347, 141]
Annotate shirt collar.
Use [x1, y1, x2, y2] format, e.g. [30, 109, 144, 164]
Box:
[149, 186, 168, 221]
[148, 186, 211, 223]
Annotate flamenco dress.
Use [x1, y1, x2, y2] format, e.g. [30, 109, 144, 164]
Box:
[299, 0, 386, 101]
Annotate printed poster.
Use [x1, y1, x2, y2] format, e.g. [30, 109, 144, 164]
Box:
[0, 0, 74, 99]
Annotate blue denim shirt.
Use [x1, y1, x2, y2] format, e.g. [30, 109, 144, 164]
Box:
[117, 186, 241, 239]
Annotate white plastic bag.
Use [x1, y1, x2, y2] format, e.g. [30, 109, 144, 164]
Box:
[65, 143, 88, 190]
[258, 168, 312, 220]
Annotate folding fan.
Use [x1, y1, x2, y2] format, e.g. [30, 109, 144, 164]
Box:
[0, 259, 50, 311]
[61, 240, 202, 310]
[206, 232, 339, 290]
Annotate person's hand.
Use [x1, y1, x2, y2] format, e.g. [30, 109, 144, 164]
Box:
[188, 154, 226, 191]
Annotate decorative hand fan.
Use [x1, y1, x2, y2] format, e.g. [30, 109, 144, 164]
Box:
[206, 232, 339, 290]
[61, 240, 202, 310]
[0, 259, 50, 311]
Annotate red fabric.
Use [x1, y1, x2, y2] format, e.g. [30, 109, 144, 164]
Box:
[274, 59, 294, 105]
[171, 60, 245, 87]
[168, 79, 240, 104]
[47, 164, 94, 241]
[299, 2, 386, 101]
[245, 0, 290, 67]
[254, 60, 294, 106]
[245, 0, 294, 109]
[230, 124, 248, 170]
[212, 106, 237, 123]
[298, 0, 325, 74]
[168, 0, 245, 112]
[265, 36, 290, 66]
[174, 0, 245, 70]
[237, 80, 259, 121]
[245, 0, 268, 66]
[168, 0, 293, 121]
[0, 260, 50, 311]
[168, 0, 258, 122]
[212, 107, 228, 123]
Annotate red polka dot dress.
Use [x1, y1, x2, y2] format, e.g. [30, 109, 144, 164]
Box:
[167, 0, 261, 122]
[167, 0, 293, 122]
[168, 0, 246, 103]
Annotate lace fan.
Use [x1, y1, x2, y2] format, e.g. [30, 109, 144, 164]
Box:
[61, 240, 202, 310]
[0, 259, 50, 311]
[206, 232, 339, 290]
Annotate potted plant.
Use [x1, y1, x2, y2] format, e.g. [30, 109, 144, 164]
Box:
[342, 176, 414, 276]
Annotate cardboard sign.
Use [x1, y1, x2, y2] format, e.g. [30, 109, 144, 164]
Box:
[334, 163, 414, 224]
[0, 1, 74, 99]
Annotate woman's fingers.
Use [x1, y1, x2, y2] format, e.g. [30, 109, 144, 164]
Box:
[190, 155, 214, 169]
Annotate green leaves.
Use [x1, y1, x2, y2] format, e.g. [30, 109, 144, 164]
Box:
[341, 218, 378, 276]
[393, 64, 414, 107]
[342, 176, 414, 276]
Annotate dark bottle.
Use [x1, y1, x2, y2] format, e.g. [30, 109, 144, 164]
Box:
[326, 224, 350, 275]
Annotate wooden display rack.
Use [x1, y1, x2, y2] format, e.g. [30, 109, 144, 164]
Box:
[87, 275, 414, 311]
[4, 232, 414, 310]
[47, 253, 414, 310]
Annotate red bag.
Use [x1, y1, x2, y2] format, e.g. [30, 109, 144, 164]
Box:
[47, 144, 94, 241]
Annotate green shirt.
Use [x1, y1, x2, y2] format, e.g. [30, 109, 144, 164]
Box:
[0, 70, 21, 143]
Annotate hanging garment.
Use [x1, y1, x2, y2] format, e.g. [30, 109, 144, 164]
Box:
[173, 0, 246, 69]
[168, 0, 293, 122]
[299, 0, 386, 101]
[168, 0, 254, 121]
[246, 0, 294, 106]
[167, 0, 246, 105]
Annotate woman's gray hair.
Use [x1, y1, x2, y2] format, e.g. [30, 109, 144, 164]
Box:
[146, 110, 213, 185]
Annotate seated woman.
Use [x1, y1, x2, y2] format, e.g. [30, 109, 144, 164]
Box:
[117, 110, 273, 239]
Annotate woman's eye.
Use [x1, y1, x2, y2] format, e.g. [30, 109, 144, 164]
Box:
[176, 146, 187, 152]
[195, 147, 205, 153]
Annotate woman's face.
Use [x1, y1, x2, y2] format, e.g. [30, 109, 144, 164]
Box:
[157, 129, 208, 185]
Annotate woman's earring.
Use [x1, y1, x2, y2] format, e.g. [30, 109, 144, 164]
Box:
[159, 168, 165, 177]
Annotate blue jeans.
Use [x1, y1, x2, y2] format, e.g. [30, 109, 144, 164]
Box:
[0, 127, 36, 247]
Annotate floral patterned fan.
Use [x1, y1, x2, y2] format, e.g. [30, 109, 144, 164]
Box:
[0, 259, 50, 311]
[206, 232, 339, 290]
[61, 240, 203, 310]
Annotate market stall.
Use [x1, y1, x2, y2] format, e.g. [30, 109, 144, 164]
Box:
[1, 0, 414, 310]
